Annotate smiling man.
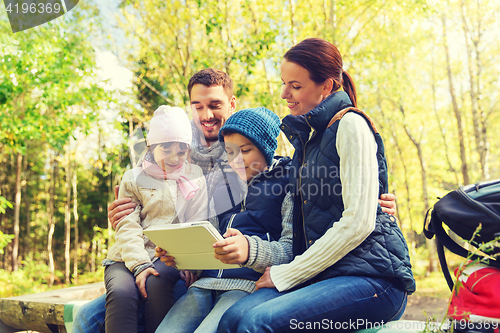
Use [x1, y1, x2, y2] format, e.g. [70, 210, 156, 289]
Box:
[188, 70, 236, 146]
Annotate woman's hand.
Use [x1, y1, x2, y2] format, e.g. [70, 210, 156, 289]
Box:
[255, 267, 276, 290]
[379, 193, 396, 216]
[135, 267, 159, 298]
[213, 228, 249, 264]
[155, 247, 177, 267]
[180, 270, 198, 287]
[108, 185, 137, 229]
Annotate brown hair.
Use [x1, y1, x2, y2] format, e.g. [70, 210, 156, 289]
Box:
[187, 68, 234, 100]
[283, 38, 357, 108]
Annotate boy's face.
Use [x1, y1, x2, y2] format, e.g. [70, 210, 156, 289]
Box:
[153, 142, 188, 173]
[223, 133, 268, 182]
[190, 84, 236, 145]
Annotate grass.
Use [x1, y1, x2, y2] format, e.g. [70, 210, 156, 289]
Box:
[0, 262, 104, 298]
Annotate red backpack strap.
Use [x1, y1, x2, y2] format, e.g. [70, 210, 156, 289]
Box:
[327, 107, 380, 134]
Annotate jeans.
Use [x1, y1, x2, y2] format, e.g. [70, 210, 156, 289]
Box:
[156, 287, 249, 333]
[104, 261, 181, 333]
[217, 276, 407, 333]
[73, 268, 188, 333]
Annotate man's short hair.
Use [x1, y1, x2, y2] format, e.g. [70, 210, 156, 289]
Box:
[188, 68, 234, 99]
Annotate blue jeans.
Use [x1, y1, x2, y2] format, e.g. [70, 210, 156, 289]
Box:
[156, 287, 249, 333]
[73, 276, 188, 333]
[217, 276, 407, 333]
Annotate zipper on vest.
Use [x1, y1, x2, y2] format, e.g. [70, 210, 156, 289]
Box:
[242, 176, 257, 211]
[227, 214, 237, 229]
[282, 122, 310, 251]
[218, 214, 237, 279]
[300, 117, 317, 250]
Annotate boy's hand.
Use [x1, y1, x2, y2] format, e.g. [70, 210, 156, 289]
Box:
[155, 247, 177, 267]
[135, 267, 159, 298]
[108, 185, 137, 229]
[213, 228, 249, 264]
[379, 193, 396, 216]
[180, 270, 198, 287]
[255, 267, 276, 290]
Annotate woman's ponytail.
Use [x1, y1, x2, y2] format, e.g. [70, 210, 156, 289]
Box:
[342, 70, 357, 108]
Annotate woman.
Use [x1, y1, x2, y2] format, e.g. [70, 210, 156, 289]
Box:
[216, 38, 415, 332]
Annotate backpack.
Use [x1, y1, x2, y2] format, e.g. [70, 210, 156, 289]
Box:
[423, 179, 500, 291]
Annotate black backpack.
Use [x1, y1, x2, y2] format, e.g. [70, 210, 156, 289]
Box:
[423, 179, 500, 291]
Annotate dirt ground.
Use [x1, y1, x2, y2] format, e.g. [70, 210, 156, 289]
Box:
[402, 294, 450, 321]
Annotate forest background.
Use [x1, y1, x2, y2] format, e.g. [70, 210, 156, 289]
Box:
[0, 0, 499, 299]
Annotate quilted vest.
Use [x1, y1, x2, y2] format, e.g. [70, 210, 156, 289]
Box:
[200, 156, 292, 281]
[281, 91, 415, 294]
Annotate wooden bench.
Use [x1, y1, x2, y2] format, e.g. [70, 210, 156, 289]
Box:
[0, 282, 104, 333]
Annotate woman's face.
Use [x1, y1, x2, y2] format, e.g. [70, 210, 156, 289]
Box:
[153, 142, 188, 173]
[280, 59, 331, 116]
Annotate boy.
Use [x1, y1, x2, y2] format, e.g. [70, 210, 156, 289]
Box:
[155, 107, 294, 333]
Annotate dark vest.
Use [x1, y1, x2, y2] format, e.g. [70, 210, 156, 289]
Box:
[201, 156, 292, 281]
[281, 91, 415, 294]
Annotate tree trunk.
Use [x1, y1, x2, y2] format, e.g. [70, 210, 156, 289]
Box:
[12, 152, 22, 272]
[64, 153, 72, 284]
[442, 14, 469, 185]
[399, 105, 437, 273]
[91, 229, 96, 273]
[129, 119, 137, 168]
[431, 49, 459, 187]
[72, 162, 79, 283]
[24, 175, 31, 260]
[289, 0, 296, 44]
[460, 0, 488, 180]
[379, 100, 416, 247]
[47, 155, 58, 287]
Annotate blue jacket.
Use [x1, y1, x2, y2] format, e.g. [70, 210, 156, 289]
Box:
[281, 91, 415, 294]
[200, 156, 292, 281]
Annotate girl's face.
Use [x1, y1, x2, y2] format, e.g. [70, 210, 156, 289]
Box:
[280, 59, 332, 116]
[153, 142, 188, 173]
[223, 132, 267, 182]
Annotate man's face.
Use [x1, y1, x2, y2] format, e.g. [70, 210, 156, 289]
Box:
[191, 84, 236, 145]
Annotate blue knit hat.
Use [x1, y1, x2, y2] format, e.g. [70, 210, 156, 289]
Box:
[219, 107, 281, 166]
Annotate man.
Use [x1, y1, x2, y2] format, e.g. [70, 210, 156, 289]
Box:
[72, 68, 397, 332]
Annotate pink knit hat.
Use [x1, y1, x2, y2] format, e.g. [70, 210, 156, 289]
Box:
[146, 105, 192, 146]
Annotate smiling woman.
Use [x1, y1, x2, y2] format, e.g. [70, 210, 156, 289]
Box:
[217, 38, 415, 333]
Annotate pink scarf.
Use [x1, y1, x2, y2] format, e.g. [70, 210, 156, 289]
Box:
[141, 160, 199, 200]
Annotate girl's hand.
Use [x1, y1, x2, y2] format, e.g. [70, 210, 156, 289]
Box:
[135, 267, 159, 298]
[180, 270, 198, 287]
[255, 267, 276, 290]
[155, 247, 177, 267]
[379, 193, 396, 216]
[213, 228, 249, 264]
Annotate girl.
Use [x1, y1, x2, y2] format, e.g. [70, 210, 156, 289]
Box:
[217, 38, 416, 332]
[104, 105, 208, 333]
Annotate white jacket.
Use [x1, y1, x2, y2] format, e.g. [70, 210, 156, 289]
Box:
[107, 163, 208, 272]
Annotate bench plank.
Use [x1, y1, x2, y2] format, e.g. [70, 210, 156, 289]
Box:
[0, 282, 104, 333]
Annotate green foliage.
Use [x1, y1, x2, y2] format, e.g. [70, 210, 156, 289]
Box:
[0, 196, 13, 214]
[0, 231, 14, 255]
[0, 261, 62, 297]
[0, 260, 104, 297]
[0, 0, 499, 303]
